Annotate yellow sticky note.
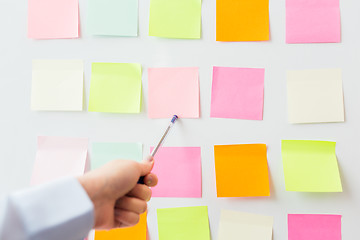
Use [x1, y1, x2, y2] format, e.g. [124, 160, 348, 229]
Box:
[149, 0, 202, 39]
[88, 63, 142, 113]
[157, 206, 210, 240]
[216, 0, 269, 41]
[95, 212, 147, 240]
[281, 140, 343, 192]
[214, 144, 270, 197]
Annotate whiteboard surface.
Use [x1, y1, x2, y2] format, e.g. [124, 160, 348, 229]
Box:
[1, 1, 360, 239]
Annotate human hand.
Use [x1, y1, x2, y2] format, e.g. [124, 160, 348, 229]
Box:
[77, 157, 158, 230]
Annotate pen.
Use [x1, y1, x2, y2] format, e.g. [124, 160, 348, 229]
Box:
[138, 115, 178, 184]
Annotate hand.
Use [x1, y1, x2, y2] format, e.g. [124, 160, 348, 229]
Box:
[77, 157, 158, 230]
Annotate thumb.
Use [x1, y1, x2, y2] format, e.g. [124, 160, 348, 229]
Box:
[138, 155, 154, 176]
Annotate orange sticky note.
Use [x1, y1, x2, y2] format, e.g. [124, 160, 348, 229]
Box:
[214, 144, 270, 197]
[95, 212, 147, 240]
[216, 0, 269, 41]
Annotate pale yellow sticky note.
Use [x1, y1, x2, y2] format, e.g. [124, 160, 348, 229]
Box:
[287, 69, 344, 123]
[31, 60, 84, 111]
[218, 210, 273, 240]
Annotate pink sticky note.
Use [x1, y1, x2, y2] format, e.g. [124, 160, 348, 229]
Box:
[150, 147, 202, 198]
[28, 0, 79, 39]
[210, 67, 264, 120]
[286, 0, 341, 43]
[148, 67, 200, 118]
[31, 136, 88, 186]
[288, 214, 342, 240]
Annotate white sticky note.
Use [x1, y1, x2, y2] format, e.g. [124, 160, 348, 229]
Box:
[218, 210, 273, 240]
[287, 69, 344, 123]
[31, 60, 84, 111]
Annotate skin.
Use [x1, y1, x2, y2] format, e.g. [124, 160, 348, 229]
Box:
[77, 156, 158, 230]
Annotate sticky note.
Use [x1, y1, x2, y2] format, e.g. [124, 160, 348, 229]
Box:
[288, 214, 342, 240]
[31, 136, 88, 186]
[148, 67, 200, 118]
[88, 0, 138, 36]
[214, 144, 270, 197]
[218, 210, 273, 240]
[149, 0, 201, 39]
[216, 0, 269, 41]
[88, 63, 142, 113]
[157, 206, 210, 240]
[31, 60, 84, 111]
[95, 212, 147, 240]
[28, 0, 79, 39]
[150, 147, 202, 198]
[287, 69, 344, 123]
[91, 142, 142, 170]
[281, 140, 343, 192]
[211, 67, 264, 120]
[286, 0, 341, 43]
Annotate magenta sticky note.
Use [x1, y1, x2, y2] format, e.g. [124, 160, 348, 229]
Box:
[31, 136, 88, 186]
[288, 214, 342, 240]
[148, 67, 200, 119]
[210, 67, 264, 120]
[28, 0, 79, 39]
[286, 0, 341, 43]
[150, 147, 202, 198]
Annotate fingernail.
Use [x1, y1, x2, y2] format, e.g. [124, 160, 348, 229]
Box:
[146, 176, 153, 185]
[146, 156, 154, 163]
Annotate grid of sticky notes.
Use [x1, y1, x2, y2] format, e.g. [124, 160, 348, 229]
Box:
[214, 144, 270, 197]
[157, 206, 210, 240]
[282, 140, 342, 192]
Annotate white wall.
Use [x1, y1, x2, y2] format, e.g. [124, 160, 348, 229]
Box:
[1, 0, 360, 239]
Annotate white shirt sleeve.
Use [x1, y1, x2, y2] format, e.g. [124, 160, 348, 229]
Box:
[0, 177, 94, 240]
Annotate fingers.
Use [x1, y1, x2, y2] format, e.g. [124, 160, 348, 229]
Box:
[116, 196, 147, 214]
[143, 173, 158, 187]
[138, 156, 154, 176]
[114, 209, 140, 227]
[127, 184, 152, 201]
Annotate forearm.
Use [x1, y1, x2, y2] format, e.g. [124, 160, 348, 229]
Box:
[0, 177, 94, 240]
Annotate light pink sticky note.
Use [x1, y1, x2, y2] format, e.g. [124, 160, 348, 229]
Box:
[288, 214, 342, 240]
[28, 0, 79, 39]
[286, 0, 341, 43]
[31, 136, 88, 186]
[210, 67, 264, 120]
[150, 147, 202, 198]
[148, 67, 200, 118]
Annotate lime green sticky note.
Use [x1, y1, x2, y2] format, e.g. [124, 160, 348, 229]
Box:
[281, 140, 342, 192]
[149, 0, 202, 39]
[91, 142, 142, 170]
[88, 63, 142, 113]
[157, 206, 210, 240]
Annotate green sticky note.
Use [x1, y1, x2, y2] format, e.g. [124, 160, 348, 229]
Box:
[149, 0, 202, 39]
[91, 142, 142, 170]
[88, 63, 142, 113]
[281, 140, 342, 192]
[87, 0, 138, 36]
[157, 206, 210, 240]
